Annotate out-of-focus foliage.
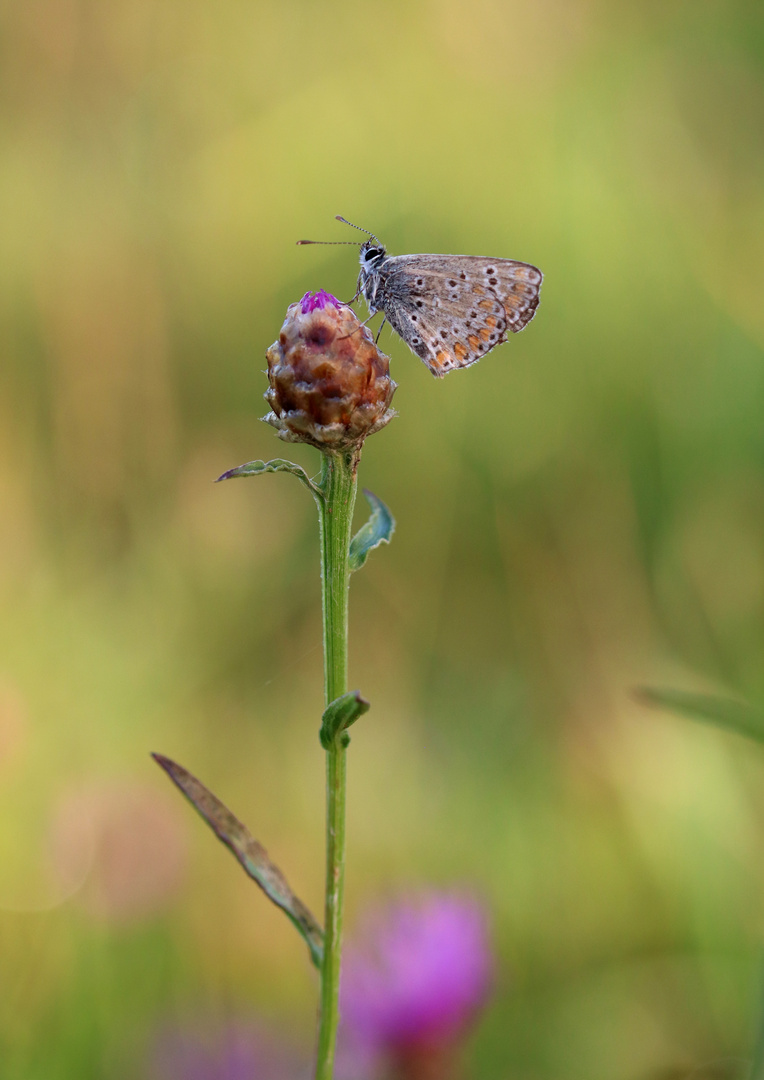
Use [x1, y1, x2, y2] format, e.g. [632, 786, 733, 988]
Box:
[2, 1, 764, 1077]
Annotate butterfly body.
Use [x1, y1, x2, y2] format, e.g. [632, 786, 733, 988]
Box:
[357, 239, 543, 378]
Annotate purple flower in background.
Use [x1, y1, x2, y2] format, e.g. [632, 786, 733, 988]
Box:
[150, 1020, 309, 1080]
[340, 892, 494, 1073]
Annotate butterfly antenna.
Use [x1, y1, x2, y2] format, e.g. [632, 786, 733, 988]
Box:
[296, 239, 359, 246]
[296, 216, 380, 247]
[335, 215, 380, 243]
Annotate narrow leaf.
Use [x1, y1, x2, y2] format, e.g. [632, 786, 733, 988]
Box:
[349, 489, 395, 572]
[152, 753, 323, 967]
[320, 691, 370, 750]
[636, 687, 764, 743]
[215, 458, 321, 497]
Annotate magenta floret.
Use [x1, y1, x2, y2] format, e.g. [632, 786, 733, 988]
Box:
[299, 289, 341, 314]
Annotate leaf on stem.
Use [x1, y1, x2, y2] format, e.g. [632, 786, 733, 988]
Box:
[152, 753, 324, 968]
[636, 687, 764, 743]
[349, 489, 395, 572]
[215, 458, 321, 497]
[320, 691, 370, 750]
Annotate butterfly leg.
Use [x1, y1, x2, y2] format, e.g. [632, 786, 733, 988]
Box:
[343, 271, 364, 307]
[338, 311, 379, 341]
[374, 317, 388, 344]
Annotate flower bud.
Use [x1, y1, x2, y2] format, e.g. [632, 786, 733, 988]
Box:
[263, 291, 396, 451]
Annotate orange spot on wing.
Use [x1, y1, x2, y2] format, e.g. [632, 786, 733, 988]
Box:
[478, 299, 494, 311]
[468, 334, 481, 350]
[436, 350, 449, 367]
[479, 327, 491, 342]
[485, 315, 498, 327]
[472, 285, 485, 296]
[454, 341, 468, 361]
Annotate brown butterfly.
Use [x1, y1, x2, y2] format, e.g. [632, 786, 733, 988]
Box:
[299, 216, 543, 377]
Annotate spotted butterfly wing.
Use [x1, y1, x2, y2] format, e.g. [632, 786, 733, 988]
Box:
[374, 255, 543, 378]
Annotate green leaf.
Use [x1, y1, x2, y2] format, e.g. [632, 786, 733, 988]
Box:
[319, 690, 370, 750]
[636, 687, 764, 743]
[152, 753, 323, 968]
[215, 458, 321, 498]
[348, 489, 395, 572]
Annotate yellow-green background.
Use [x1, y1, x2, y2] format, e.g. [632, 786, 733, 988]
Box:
[3, 1, 764, 1076]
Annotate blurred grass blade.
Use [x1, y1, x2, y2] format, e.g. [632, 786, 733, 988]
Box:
[215, 457, 321, 497]
[637, 687, 764, 743]
[152, 753, 323, 968]
[319, 690, 370, 749]
[349, 488, 394, 571]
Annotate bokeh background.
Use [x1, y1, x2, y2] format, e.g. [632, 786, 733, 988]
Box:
[3, 0, 764, 1076]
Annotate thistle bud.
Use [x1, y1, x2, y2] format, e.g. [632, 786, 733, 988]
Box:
[263, 291, 396, 451]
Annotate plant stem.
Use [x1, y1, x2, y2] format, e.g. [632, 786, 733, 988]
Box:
[315, 448, 359, 1080]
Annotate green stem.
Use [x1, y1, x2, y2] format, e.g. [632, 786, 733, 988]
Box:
[315, 448, 359, 1080]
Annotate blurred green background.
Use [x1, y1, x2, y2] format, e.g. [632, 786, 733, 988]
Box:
[3, 0, 764, 1076]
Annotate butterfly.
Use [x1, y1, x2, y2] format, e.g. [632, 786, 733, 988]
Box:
[298, 216, 543, 378]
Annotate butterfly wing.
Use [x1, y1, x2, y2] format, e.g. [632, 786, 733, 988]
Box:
[377, 254, 542, 377]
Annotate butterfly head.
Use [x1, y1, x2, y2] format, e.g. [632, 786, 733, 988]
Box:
[359, 239, 387, 272]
